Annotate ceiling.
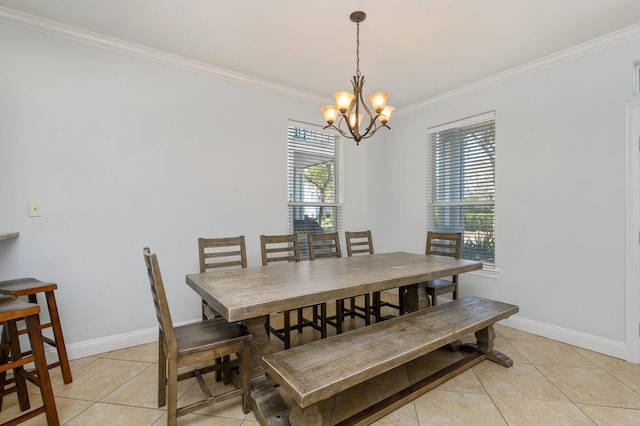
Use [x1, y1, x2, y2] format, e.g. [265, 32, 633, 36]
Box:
[2, 0, 640, 109]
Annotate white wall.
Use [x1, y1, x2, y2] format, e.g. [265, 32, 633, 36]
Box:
[372, 35, 640, 353]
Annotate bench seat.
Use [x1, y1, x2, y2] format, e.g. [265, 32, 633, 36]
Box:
[262, 296, 518, 426]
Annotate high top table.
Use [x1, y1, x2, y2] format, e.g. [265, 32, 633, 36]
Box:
[186, 251, 482, 424]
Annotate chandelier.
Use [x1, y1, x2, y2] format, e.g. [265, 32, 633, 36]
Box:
[321, 11, 394, 145]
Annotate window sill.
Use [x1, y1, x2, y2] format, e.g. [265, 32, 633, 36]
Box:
[468, 267, 501, 279]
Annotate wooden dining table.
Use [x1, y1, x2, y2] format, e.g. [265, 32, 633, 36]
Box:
[186, 251, 482, 424]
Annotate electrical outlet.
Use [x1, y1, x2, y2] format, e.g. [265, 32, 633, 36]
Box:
[29, 201, 42, 217]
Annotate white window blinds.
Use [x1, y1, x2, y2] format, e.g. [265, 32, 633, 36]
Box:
[288, 124, 342, 259]
[427, 112, 495, 266]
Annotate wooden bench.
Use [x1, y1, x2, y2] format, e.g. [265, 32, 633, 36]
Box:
[262, 296, 519, 426]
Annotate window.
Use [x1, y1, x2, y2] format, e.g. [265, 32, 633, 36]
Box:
[288, 123, 342, 259]
[427, 112, 495, 267]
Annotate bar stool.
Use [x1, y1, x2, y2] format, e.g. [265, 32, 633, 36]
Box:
[0, 296, 59, 425]
[0, 278, 72, 384]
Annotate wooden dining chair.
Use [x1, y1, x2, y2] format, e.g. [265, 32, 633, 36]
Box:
[424, 231, 463, 305]
[307, 232, 351, 335]
[345, 230, 402, 323]
[261, 234, 323, 349]
[144, 248, 251, 426]
[197, 236, 247, 320]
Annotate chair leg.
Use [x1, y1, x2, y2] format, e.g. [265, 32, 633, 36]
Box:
[335, 300, 343, 334]
[240, 345, 251, 414]
[215, 356, 223, 382]
[364, 295, 371, 326]
[265, 315, 271, 337]
[320, 304, 327, 339]
[398, 287, 406, 315]
[167, 358, 178, 426]
[284, 311, 291, 350]
[157, 332, 167, 407]
[372, 292, 381, 322]
[297, 308, 304, 332]
[222, 355, 231, 385]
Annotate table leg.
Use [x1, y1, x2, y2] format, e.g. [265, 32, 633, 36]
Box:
[242, 315, 272, 380]
[402, 282, 431, 313]
[243, 315, 290, 426]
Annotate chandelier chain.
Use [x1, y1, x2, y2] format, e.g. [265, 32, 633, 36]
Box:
[356, 21, 361, 77]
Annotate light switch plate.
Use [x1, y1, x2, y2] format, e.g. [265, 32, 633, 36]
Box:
[29, 201, 42, 217]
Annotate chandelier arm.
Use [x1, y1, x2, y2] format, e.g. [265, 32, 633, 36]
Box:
[329, 115, 360, 141]
[358, 94, 376, 138]
[359, 122, 391, 140]
[322, 123, 350, 139]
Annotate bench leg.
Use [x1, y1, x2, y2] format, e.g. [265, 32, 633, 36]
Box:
[475, 325, 513, 368]
[290, 403, 322, 426]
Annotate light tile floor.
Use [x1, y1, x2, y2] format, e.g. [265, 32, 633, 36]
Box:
[2, 299, 640, 425]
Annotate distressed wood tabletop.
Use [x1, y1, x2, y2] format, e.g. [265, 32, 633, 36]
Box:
[186, 251, 482, 322]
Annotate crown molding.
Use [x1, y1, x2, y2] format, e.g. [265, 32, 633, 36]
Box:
[2, 6, 639, 116]
[397, 22, 640, 117]
[0, 6, 330, 106]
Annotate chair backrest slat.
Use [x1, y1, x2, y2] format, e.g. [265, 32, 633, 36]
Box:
[345, 230, 374, 257]
[260, 234, 301, 265]
[198, 236, 247, 272]
[425, 232, 462, 259]
[308, 232, 342, 260]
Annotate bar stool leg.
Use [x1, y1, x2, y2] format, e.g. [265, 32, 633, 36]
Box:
[43, 291, 72, 384]
[0, 325, 11, 411]
[25, 313, 59, 426]
[0, 320, 31, 412]
[7, 320, 31, 412]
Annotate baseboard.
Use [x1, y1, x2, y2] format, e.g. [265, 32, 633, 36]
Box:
[499, 315, 627, 361]
[381, 292, 629, 362]
[44, 319, 198, 362]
